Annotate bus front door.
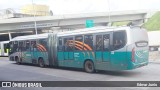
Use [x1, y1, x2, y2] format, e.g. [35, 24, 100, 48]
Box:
[23, 41, 32, 63]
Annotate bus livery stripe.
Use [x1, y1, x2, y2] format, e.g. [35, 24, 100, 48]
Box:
[36, 45, 46, 58]
[37, 44, 48, 58]
[74, 46, 86, 57]
[37, 45, 44, 52]
[37, 44, 47, 51]
[74, 43, 89, 57]
[74, 41, 92, 51]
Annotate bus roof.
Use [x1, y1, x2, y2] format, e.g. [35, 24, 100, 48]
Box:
[10, 33, 49, 41]
[10, 26, 140, 41]
[57, 26, 130, 37]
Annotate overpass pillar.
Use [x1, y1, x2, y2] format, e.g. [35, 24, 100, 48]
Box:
[8, 32, 12, 41]
[107, 22, 113, 26]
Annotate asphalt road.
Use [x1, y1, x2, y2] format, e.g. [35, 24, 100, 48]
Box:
[0, 57, 160, 90]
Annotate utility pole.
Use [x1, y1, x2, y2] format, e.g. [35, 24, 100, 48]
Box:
[107, 0, 111, 26]
[32, 0, 38, 35]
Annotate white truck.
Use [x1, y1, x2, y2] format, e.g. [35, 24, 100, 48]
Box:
[148, 31, 160, 51]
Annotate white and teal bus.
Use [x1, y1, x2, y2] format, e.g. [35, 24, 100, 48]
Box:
[0, 41, 10, 56]
[9, 26, 149, 73]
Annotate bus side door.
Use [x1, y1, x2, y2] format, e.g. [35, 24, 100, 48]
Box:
[23, 40, 32, 63]
[18, 41, 23, 61]
[95, 33, 111, 70]
[57, 37, 74, 67]
[30, 40, 37, 63]
[103, 34, 111, 62]
[64, 37, 74, 67]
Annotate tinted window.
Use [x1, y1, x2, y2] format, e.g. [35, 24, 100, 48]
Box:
[58, 37, 63, 51]
[25, 40, 30, 51]
[39, 39, 47, 51]
[103, 34, 110, 51]
[59, 38, 62, 45]
[75, 35, 83, 51]
[9, 42, 13, 53]
[113, 31, 126, 50]
[64, 37, 74, 51]
[31, 41, 36, 51]
[96, 35, 102, 51]
[84, 35, 93, 51]
[18, 41, 23, 51]
[13, 41, 18, 52]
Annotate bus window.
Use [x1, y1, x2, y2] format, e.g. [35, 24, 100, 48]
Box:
[113, 31, 126, 50]
[58, 37, 63, 51]
[31, 41, 36, 51]
[39, 39, 47, 51]
[0, 43, 1, 54]
[103, 34, 110, 51]
[96, 35, 102, 51]
[13, 41, 18, 52]
[18, 41, 23, 52]
[64, 37, 74, 51]
[84, 35, 93, 51]
[75, 35, 83, 51]
[9, 42, 13, 55]
[22, 41, 25, 51]
[25, 40, 30, 51]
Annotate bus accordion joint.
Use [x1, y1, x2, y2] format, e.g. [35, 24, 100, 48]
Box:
[132, 48, 135, 62]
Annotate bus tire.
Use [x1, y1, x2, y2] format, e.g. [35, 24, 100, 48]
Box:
[38, 58, 45, 68]
[84, 60, 95, 73]
[15, 56, 20, 64]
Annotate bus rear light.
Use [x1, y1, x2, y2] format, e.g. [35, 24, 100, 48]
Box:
[132, 48, 135, 62]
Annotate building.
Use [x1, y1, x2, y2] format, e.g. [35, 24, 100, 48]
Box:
[21, 4, 50, 16]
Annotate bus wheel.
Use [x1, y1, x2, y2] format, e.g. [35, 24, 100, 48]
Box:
[84, 60, 95, 73]
[38, 58, 45, 68]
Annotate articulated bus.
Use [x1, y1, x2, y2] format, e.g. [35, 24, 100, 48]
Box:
[9, 26, 149, 73]
[0, 41, 10, 56]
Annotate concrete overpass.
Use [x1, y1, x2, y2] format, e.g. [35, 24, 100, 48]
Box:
[0, 10, 153, 33]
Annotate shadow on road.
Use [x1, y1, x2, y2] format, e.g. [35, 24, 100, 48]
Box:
[95, 70, 141, 77]
[11, 62, 141, 77]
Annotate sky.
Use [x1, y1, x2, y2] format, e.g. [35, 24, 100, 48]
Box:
[0, 0, 160, 15]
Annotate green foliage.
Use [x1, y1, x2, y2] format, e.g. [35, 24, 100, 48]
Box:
[143, 12, 160, 31]
[112, 21, 129, 26]
[112, 12, 160, 31]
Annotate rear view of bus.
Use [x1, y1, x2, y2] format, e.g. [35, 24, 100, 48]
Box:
[127, 27, 149, 69]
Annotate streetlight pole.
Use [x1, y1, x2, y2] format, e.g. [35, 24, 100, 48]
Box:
[32, 0, 38, 35]
[107, 0, 111, 26]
